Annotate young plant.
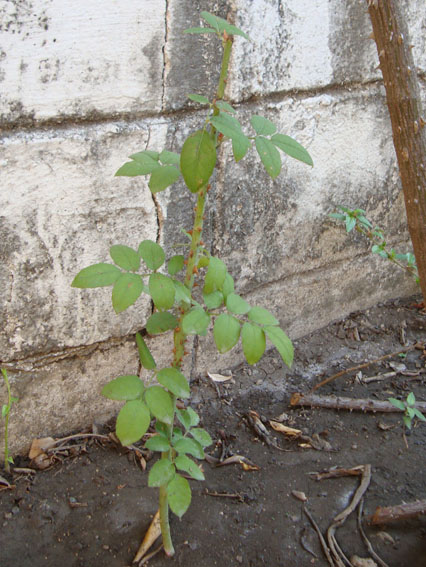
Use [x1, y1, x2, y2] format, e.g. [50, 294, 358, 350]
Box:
[330, 206, 419, 284]
[389, 392, 426, 430]
[1, 368, 18, 474]
[72, 12, 312, 556]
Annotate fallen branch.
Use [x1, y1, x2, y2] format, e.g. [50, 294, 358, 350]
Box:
[309, 465, 364, 481]
[310, 343, 423, 392]
[367, 499, 426, 525]
[291, 392, 426, 413]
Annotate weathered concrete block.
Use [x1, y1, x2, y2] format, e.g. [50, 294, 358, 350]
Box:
[0, 121, 164, 359]
[229, 0, 426, 101]
[0, 0, 165, 124]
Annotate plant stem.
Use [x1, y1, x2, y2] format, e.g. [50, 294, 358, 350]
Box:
[158, 33, 234, 556]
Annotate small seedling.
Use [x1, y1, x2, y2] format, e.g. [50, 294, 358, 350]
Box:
[330, 206, 419, 284]
[389, 392, 426, 430]
[1, 368, 18, 474]
[72, 12, 312, 556]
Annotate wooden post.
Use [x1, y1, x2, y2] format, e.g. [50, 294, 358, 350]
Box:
[366, 0, 426, 301]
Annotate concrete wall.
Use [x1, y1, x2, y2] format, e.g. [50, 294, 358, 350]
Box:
[1, 0, 424, 453]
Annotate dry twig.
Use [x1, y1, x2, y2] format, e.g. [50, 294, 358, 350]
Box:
[291, 392, 426, 413]
[357, 499, 389, 567]
[368, 499, 426, 525]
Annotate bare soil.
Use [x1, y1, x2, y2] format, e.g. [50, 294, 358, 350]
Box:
[1, 296, 426, 567]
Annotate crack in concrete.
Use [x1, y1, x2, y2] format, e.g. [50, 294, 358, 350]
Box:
[161, 0, 170, 113]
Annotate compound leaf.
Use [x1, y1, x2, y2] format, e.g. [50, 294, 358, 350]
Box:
[158, 150, 180, 165]
[135, 332, 156, 370]
[248, 306, 279, 326]
[145, 435, 171, 452]
[203, 256, 227, 294]
[200, 11, 249, 40]
[175, 455, 205, 481]
[182, 307, 210, 336]
[190, 428, 212, 448]
[173, 437, 205, 460]
[250, 115, 276, 136]
[168, 255, 185, 275]
[226, 292, 250, 315]
[187, 94, 210, 104]
[149, 165, 180, 193]
[149, 273, 176, 311]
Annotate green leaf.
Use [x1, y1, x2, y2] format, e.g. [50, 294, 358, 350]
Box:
[157, 368, 190, 399]
[250, 115, 276, 136]
[248, 306, 279, 326]
[138, 240, 165, 271]
[200, 11, 249, 40]
[232, 133, 251, 162]
[213, 313, 241, 354]
[109, 245, 140, 271]
[264, 326, 294, 367]
[403, 415, 412, 429]
[101, 375, 144, 401]
[116, 400, 150, 446]
[148, 459, 176, 487]
[226, 292, 250, 315]
[173, 437, 205, 459]
[130, 150, 160, 163]
[115, 157, 159, 176]
[175, 455, 205, 481]
[155, 421, 169, 437]
[241, 322, 266, 365]
[184, 26, 217, 35]
[182, 307, 210, 336]
[412, 408, 426, 422]
[210, 112, 244, 140]
[149, 165, 180, 193]
[407, 392, 416, 406]
[145, 386, 174, 425]
[167, 475, 191, 518]
[173, 280, 192, 305]
[112, 273, 143, 313]
[177, 407, 200, 430]
[2, 404, 8, 418]
[187, 94, 210, 104]
[222, 273, 235, 299]
[168, 255, 185, 275]
[159, 150, 180, 165]
[203, 290, 224, 310]
[346, 216, 356, 233]
[270, 133, 313, 166]
[255, 136, 281, 179]
[389, 398, 406, 411]
[146, 312, 178, 335]
[329, 212, 346, 222]
[135, 332, 156, 370]
[145, 435, 171, 452]
[149, 273, 175, 311]
[215, 100, 235, 114]
[71, 263, 121, 288]
[190, 428, 212, 448]
[180, 129, 216, 193]
[203, 256, 227, 294]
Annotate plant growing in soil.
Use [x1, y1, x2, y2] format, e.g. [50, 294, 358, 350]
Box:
[330, 206, 419, 284]
[72, 12, 312, 556]
[1, 368, 18, 474]
[389, 392, 426, 430]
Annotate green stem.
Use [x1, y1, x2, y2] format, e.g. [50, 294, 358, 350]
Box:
[158, 33, 234, 556]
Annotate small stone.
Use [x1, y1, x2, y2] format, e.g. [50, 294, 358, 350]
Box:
[236, 555, 243, 563]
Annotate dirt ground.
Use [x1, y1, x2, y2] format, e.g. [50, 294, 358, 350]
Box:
[1, 296, 426, 567]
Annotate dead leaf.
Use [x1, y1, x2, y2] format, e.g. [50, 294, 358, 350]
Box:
[388, 361, 406, 373]
[375, 531, 396, 545]
[29, 437, 56, 459]
[350, 555, 378, 567]
[292, 490, 307, 502]
[32, 452, 53, 470]
[207, 372, 233, 382]
[299, 443, 312, 449]
[377, 421, 395, 431]
[272, 412, 289, 423]
[133, 509, 162, 563]
[241, 461, 260, 472]
[269, 421, 301, 437]
[0, 475, 11, 488]
[216, 455, 259, 470]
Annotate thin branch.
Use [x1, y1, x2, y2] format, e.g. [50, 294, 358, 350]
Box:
[357, 499, 390, 567]
[367, 499, 426, 525]
[291, 392, 426, 413]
